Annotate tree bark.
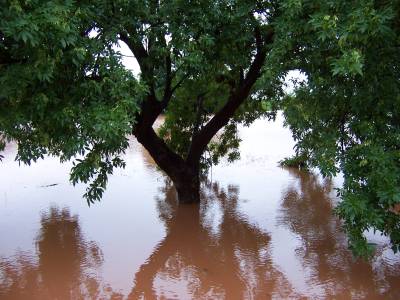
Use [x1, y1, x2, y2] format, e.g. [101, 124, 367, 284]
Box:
[173, 164, 200, 204]
[134, 122, 201, 203]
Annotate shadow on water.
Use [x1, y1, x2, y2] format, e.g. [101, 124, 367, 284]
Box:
[278, 167, 400, 299]
[128, 180, 297, 299]
[0, 207, 122, 300]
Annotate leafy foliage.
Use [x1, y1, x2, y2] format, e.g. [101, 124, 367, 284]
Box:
[279, 0, 400, 257]
[1, 0, 145, 203]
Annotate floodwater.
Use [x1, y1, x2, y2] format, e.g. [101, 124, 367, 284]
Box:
[0, 116, 399, 299]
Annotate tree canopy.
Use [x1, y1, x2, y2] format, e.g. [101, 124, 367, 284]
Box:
[1, 0, 399, 257]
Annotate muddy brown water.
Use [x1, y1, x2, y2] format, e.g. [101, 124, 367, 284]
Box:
[1, 116, 399, 299]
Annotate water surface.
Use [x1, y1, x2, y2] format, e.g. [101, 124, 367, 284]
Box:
[1, 117, 399, 299]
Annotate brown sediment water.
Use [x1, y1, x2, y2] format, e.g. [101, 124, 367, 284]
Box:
[0, 116, 399, 299]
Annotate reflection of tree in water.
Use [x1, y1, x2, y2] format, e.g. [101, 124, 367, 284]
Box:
[3, 170, 398, 299]
[0, 206, 122, 300]
[278, 167, 400, 299]
[128, 180, 297, 299]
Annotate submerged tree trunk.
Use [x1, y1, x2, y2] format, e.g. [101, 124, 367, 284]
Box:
[172, 165, 200, 203]
[134, 124, 201, 203]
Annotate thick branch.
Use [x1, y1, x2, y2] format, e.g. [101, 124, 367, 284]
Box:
[120, 32, 169, 129]
[119, 31, 149, 74]
[186, 29, 273, 165]
[134, 122, 187, 182]
[162, 54, 172, 105]
[134, 93, 162, 131]
[121, 26, 177, 128]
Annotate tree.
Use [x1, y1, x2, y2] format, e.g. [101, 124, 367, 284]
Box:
[0, 0, 280, 203]
[0, 0, 399, 257]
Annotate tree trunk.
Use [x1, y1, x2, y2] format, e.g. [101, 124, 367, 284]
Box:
[172, 166, 200, 204]
[134, 126, 201, 203]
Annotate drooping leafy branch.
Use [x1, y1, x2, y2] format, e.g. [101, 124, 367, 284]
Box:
[279, 0, 400, 257]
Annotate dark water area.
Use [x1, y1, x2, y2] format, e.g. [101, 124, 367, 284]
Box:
[1, 116, 399, 299]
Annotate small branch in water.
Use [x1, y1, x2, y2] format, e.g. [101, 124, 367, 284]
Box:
[39, 183, 59, 188]
[279, 153, 309, 170]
